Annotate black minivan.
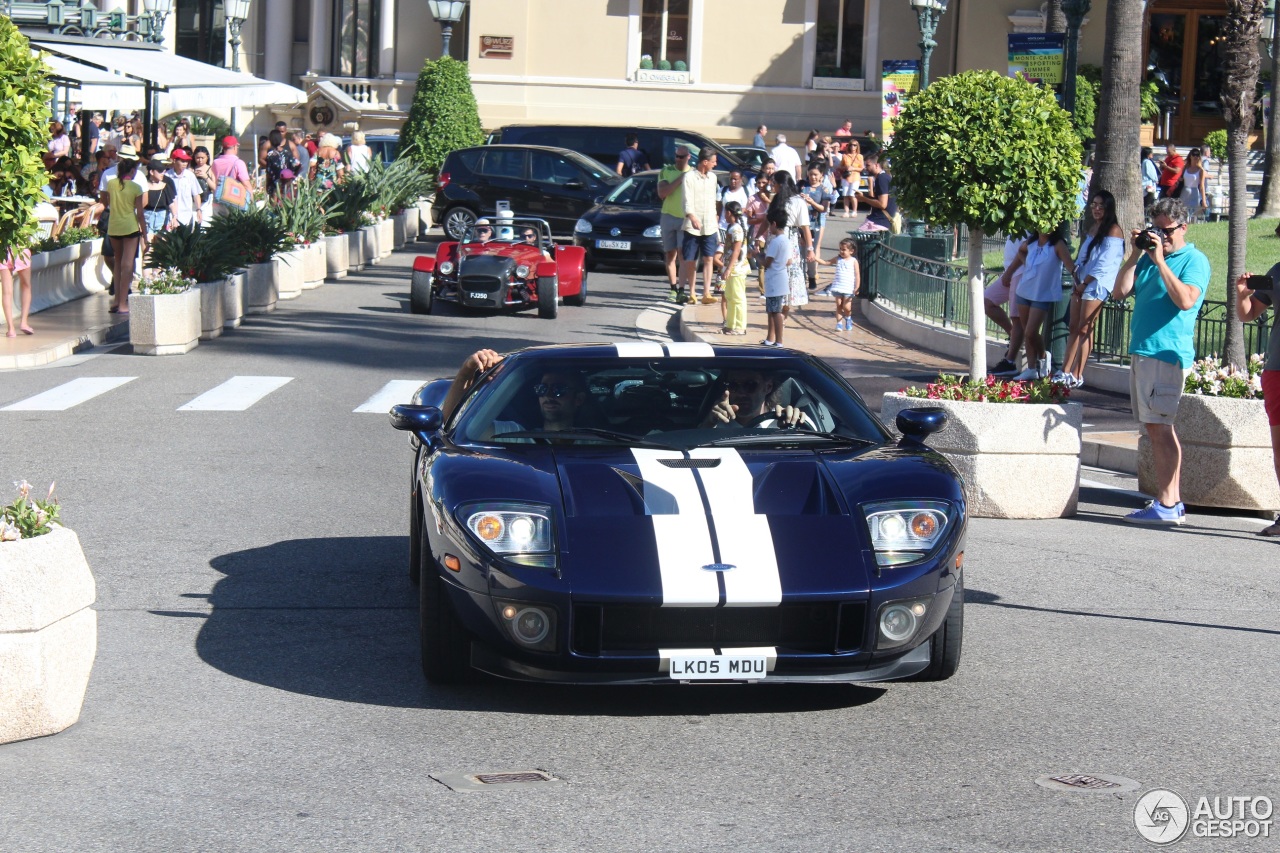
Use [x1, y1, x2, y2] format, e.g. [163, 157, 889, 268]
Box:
[431, 144, 621, 240]
[485, 125, 750, 176]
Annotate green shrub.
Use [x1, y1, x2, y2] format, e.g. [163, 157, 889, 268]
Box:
[1073, 76, 1098, 143]
[207, 206, 292, 266]
[274, 179, 330, 244]
[58, 226, 99, 245]
[400, 56, 484, 178]
[0, 20, 53, 258]
[145, 221, 235, 281]
[1140, 79, 1162, 123]
[1204, 129, 1228, 161]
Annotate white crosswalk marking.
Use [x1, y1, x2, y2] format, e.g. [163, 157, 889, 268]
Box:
[178, 376, 293, 411]
[2, 377, 136, 411]
[354, 380, 426, 413]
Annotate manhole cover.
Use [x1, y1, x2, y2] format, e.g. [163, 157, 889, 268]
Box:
[1036, 773, 1140, 794]
[431, 769, 563, 793]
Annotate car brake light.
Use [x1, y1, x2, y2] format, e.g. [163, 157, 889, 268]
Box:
[438, 171, 451, 189]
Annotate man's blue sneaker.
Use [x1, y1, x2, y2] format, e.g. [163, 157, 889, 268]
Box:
[1123, 500, 1186, 526]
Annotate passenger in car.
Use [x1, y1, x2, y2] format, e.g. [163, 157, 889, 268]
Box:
[441, 350, 585, 440]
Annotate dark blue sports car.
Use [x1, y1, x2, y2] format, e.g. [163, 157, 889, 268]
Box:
[391, 343, 966, 685]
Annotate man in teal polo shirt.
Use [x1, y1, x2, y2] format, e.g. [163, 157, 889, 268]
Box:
[1112, 197, 1210, 525]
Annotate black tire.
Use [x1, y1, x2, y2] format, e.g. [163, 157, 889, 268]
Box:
[443, 206, 477, 242]
[910, 571, 963, 681]
[537, 276, 559, 319]
[408, 480, 422, 586]
[419, 526, 472, 683]
[409, 270, 434, 314]
[564, 270, 588, 307]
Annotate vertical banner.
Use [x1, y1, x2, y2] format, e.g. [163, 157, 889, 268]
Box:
[1007, 33, 1065, 85]
[881, 60, 920, 142]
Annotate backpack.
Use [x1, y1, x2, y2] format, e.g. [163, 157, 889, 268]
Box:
[619, 147, 644, 177]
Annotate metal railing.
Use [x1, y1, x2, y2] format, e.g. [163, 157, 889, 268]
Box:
[861, 235, 1272, 364]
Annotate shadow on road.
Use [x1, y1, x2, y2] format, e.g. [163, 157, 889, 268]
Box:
[195, 536, 887, 715]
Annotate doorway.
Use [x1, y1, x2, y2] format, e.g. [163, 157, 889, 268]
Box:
[1146, 1, 1228, 146]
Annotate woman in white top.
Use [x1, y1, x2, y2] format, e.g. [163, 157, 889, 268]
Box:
[1179, 148, 1208, 221]
[346, 130, 372, 174]
[1059, 190, 1125, 388]
[1003, 227, 1076, 380]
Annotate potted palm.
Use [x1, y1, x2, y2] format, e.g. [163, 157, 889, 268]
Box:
[146, 222, 233, 339]
[326, 177, 378, 272]
[210, 207, 292, 314]
[882, 374, 1082, 518]
[0, 481, 95, 744]
[276, 179, 330, 289]
[383, 154, 434, 247]
[130, 267, 201, 355]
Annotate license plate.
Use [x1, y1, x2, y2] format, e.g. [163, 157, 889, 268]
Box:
[468, 292, 487, 300]
[667, 652, 768, 681]
[596, 239, 631, 251]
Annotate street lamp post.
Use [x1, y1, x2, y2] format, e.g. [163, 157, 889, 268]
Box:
[907, 0, 949, 89]
[141, 0, 173, 44]
[426, 0, 469, 59]
[225, 0, 253, 138]
[1060, 0, 1092, 118]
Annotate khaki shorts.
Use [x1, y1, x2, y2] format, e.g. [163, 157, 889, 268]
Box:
[1130, 354, 1188, 425]
[660, 213, 684, 253]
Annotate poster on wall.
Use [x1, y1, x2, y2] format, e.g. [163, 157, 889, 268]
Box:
[881, 60, 920, 142]
[1007, 33, 1065, 84]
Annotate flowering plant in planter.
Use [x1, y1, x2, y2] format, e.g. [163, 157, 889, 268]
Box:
[0, 480, 60, 541]
[1184, 354, 1264, 399]
[135, 266, 196, 295]
[903, 373, 1071, 404]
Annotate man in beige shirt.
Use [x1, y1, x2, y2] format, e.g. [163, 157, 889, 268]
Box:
[682, 146, 721, 304]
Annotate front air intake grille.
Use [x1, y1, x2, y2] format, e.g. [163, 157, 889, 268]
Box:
[459, 274, 504, 294]
[572, 603, 858, 655]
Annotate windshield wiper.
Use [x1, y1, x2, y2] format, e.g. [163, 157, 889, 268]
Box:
[495, 427, 675, 449]
[698, 431, 876, 448]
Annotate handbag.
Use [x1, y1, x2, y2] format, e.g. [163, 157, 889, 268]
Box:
[215, 175, 251, 210]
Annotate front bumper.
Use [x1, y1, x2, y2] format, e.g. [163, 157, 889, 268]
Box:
[433, 276, 530, 310]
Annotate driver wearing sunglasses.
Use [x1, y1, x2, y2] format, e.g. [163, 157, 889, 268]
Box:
[699, 368, 812, 429]
[440, 350, 586, 440]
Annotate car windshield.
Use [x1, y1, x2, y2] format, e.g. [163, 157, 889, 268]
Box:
[452, 355, 890, 449]
[605, 176, 659, 206]
[464, 218, 548, 245]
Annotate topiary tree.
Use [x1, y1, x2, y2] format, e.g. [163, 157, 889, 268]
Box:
[400, 56, 484, 179]
[888, 71, 1082, 377]
[0, 19, 52, 259]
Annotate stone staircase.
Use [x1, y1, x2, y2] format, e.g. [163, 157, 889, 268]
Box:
[1180, 146, 1268, 218]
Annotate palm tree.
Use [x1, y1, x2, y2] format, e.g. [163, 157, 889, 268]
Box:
[1090, 0, 1145, 232]
[1255, 23, 1280, 217]
[1220, 0, 1266, 369]
[1045, 1, 1066, 33]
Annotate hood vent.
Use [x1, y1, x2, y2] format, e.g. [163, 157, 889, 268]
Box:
[658, 458, 721, 469]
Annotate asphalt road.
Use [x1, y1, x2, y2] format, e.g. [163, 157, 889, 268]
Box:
[1, 245, 1277, 852]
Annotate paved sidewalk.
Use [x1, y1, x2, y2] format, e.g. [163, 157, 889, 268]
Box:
[0, 291, 126, 370]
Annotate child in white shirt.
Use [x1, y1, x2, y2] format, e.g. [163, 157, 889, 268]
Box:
[817, 238, 860, 331]
[759, 211, 792, 346]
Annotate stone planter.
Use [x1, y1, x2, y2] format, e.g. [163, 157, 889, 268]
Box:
[275, 249, 305, 300]
[1138, 394, 1280, 511]
[325, 233, 349, 279]
[377, 217, 395, 257]
[27, 243, 83, 314]
[0, 526, 96, 744]
[347, 230, 366, 272]
[129, 287, 201, 355]
[361, 224, 380, 266]
[223, 270, 246, 329]
[417, 200, 433, 237]
[881, 393, 1084, 519]
[76, 239, 109, 295]
[245, 259, 278, 314]
[392, 211, 408, 249]
[402, 206, 420, 243]
[195, 278, 225, 340]
[301, 241, 326, 289]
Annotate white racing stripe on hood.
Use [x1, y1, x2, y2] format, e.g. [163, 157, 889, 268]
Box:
[615, 341, 666, 358]
[632, 449, 720, 607]
[691, 449, 783, 607]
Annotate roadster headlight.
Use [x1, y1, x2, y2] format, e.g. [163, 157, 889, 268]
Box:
[515, 264, 531, 279]
[862, 500, 951, 567]
[574, 218, 593, 234]
[461, 502, 556, 568]
[643, 224, 662, 238]
[438, 260, 455, 275]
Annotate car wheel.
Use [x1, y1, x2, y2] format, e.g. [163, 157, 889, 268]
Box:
[443, 206, 477, 242]
[537, 276, 559, 319]
[420, 524, 472, 683]
[408, 480, 422, 586]
[409, 269, 434, 314]
[909, 571, 963, 681]
[564, 270, 587, 307]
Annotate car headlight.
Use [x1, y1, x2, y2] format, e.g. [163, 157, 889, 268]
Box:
[461, 502, 556, 568]
[862, 500, 951, 567]
[876, 598, 930, 649]
[515, 264, 531, 279]
[574, 218, 593, 234]
[438, 260, 455, 275]
[643, 224, 662, 238]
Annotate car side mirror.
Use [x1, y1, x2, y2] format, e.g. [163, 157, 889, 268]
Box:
[896, 407, 948, 446]
[390, 404, 444, 440]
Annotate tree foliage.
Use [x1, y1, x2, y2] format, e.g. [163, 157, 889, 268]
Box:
[400, 56, 484, 178]
[887, 71, 1083, 236]
[1073, 76, 1099, 143]
[0, 19, 52, 256]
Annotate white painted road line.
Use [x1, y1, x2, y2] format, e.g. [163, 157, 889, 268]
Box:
[178, 376, 293, 411]
[354, 380, 426, 413]
[3, 377, 136, 411]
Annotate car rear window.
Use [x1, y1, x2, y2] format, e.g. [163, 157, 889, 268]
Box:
[451, 149, 482, 172]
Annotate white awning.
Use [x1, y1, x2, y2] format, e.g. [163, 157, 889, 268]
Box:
[42, 53, 145, 112]
[32, 38, 306, 109]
